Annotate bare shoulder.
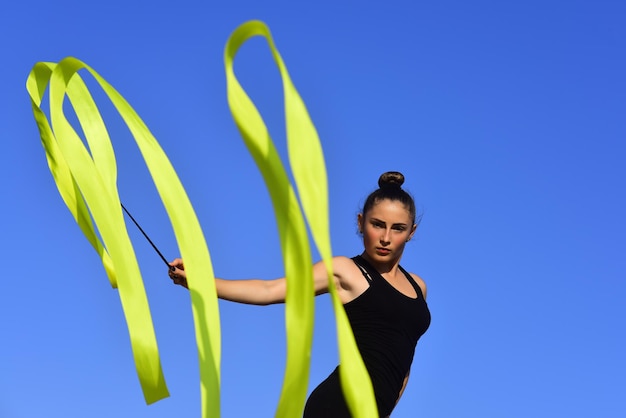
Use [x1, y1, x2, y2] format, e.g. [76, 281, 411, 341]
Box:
[313, 255, 355, 275]
[409, 272, 427, 299]
[332, 256, 370, 302]
[329, 256, 360, 283]
[312, 256, 361, 295]
[331, 255, 357, 271]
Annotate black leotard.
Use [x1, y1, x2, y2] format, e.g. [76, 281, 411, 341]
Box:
[303, 255, 431, 417]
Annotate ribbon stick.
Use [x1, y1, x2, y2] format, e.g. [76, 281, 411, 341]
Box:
[121, 203, 173, 269]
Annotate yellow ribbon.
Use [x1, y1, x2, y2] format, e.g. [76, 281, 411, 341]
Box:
[225, 20, 377, 418]
[26, 59, 221, 412]
[27, 19, 377, 418]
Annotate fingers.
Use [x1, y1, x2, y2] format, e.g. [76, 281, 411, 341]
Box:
[168, 258, 188, 289]
[169, 258, 185, 270]
[168, 266, 186, 280]
[168, 268, 188, 289]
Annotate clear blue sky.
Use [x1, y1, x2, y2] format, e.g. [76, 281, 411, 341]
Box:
[2, 1, 625, 417]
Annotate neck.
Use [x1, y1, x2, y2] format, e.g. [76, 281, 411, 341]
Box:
[360, 252, 402, 275]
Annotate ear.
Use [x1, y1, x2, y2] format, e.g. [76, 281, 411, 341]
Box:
[357, 213, 364, 234]
[407, 223, 417, 241]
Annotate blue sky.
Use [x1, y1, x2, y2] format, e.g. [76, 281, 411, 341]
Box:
[2, 1, 625, 417]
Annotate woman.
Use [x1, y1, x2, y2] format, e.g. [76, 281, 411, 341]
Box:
[169, 171, 431, 417]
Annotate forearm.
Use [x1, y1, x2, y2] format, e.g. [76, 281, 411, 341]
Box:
[215, 277, 285, 305]
[169, 258, 286, 305]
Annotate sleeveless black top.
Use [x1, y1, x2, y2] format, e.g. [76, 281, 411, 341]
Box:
[346, 255, 431, 414]
[303, 256, 431, 417]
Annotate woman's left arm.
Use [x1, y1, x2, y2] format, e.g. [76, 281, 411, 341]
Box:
[394, 369, 411, 408]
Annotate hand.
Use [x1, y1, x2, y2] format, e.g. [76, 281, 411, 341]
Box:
[168, 258, 188, 289]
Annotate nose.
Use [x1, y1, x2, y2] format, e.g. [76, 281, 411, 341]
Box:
[380, 228, 391, 245]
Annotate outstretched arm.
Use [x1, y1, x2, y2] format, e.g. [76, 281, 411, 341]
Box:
[168, 257, 338, 305]
[169, 258, 287, 305]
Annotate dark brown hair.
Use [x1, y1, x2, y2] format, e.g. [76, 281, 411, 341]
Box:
[361, 171, 419, 225]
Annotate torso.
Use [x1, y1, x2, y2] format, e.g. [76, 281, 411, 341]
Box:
[343, 255, 431, 415]
[305, 255, 431, 417]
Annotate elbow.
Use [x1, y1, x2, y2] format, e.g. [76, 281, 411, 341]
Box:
[223, 279, 283, 305]
[261, 279, 286, 305]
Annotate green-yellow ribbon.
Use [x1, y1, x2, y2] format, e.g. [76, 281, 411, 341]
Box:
[28, 19, 377, 418]
[225, 20, 377, 418]
[27, 59, 221, 413]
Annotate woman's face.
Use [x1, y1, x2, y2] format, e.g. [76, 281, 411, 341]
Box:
[358, 199, 416, 264]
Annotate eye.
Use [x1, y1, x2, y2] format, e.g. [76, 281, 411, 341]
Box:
[371, 221, 385, 228]
[392, 225, 407, 231]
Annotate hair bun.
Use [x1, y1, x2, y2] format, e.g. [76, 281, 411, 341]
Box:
[378, 171, 405, 189]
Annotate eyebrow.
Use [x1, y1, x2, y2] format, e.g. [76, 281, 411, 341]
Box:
[370, 218, 409, 227]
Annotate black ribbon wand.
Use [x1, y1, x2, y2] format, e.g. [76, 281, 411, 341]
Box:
[121, 203, 175, 272]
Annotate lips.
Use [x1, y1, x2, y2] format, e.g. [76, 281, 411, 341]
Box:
[376, 248, 391, 255]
